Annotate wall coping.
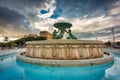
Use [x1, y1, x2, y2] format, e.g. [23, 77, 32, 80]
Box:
[26, 40, 104, 45]
[17, 52, 113, 67]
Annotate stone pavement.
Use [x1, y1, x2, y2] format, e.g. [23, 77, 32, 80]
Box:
[0, 48, 26, 56]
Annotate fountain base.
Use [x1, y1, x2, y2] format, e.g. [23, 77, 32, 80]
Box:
[17, 52, 113, 66]
[25, 40, 105, 59]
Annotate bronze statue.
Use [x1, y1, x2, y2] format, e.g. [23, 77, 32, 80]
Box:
[66, 29, 77, 39]
[52, 22, 77, 39]
[52, 30, 59, 39]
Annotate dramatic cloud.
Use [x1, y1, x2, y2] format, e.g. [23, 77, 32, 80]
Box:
[56, 0, 118, 18]
[0, 0, 55, 38]
[0, 6, 31, 37]
[0, 0, 120, 41]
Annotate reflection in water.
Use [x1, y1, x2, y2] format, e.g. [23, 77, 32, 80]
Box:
[16, 59, 113, 80]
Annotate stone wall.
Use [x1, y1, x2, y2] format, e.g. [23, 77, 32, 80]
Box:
[26, 40, 104, 60]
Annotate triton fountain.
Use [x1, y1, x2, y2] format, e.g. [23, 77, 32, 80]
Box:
[17, 22, 113, 66]
[16, 22, 114, 80]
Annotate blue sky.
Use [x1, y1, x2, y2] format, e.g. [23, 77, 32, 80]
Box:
[0, 0, 120, 41]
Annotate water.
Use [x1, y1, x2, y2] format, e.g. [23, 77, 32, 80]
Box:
[0, 48, 120, 80]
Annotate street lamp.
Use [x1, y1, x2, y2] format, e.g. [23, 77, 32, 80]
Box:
[111, 28, 115, 43]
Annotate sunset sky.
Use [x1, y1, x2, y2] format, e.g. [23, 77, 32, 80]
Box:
[0, 0, 120, 41]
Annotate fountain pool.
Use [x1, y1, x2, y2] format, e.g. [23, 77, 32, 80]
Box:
[0, 48, 120, 80]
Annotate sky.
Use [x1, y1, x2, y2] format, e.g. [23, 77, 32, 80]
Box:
[0, 0, 120, 42]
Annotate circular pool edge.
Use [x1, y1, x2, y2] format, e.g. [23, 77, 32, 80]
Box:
[17, 52, 114, 67]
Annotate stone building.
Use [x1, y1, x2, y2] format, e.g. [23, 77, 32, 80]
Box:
[24, 34, 37, 38]
[40, 31, 52, 39]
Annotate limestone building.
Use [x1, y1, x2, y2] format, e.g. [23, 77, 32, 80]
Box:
[40, 31, 52, 39]
[24, 34, 37, 38]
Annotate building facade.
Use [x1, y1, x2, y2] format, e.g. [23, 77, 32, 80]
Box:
[24, 34, 37, 38]
[40, 31, 52, 39]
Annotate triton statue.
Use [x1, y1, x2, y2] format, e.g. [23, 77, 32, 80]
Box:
[52, 22, 77, 39]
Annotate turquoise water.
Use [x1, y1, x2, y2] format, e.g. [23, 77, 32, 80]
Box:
[0, 49, 120, 80]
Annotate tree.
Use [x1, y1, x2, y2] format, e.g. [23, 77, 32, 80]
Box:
[116, 42, 120, 46]
[0, 36, 47, 48]
[0, 42, 6, 47]
[9, 41, 17, 47]
[105, 41, 111, 46]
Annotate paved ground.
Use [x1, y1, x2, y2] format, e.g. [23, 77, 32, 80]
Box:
[0, 48, 26, 56]
[104, 48, 120, 54]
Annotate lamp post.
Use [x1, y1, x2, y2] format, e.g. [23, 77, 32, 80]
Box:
[92, 32, 98, 41]
[111, 28, 115, 43]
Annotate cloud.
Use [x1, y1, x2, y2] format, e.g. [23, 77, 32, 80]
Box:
[38, 0, 56, 18]
[0, 0, 120, 42]
[68, 14, 120, 40]
[0, 0, 55, 38]
[0, 6, 32, 37]
[56, 0, 118, 18]
[109, 0, 120, 16]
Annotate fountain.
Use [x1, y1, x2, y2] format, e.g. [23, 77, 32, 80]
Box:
[17, 22, 113, 66]
[52, 22, 76, 39]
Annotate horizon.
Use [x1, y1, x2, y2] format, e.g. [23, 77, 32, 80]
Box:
[0, 0, 120, 42]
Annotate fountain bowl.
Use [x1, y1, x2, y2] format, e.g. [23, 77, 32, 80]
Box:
[17, 39, 114, 66]
[53, 22, 72, 29]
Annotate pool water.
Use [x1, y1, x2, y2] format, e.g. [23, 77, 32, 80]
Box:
[0, 49, 120, 80]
